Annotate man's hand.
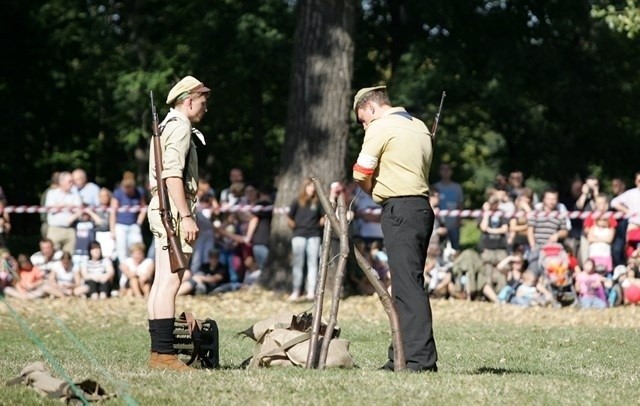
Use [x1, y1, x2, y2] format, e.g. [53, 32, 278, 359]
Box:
[181, 217, 199, 243]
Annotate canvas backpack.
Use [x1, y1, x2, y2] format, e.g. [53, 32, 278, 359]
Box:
[239, 311, 355, 369]
[173, 312, 220, 369]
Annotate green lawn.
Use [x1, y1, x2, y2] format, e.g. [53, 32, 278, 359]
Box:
[1, 290, 638, 405]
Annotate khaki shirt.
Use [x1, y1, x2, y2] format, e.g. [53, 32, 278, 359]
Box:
[148, 109, 198, 196]
[352, 107, 432, 204]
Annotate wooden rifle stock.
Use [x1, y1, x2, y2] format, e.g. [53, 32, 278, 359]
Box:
[150, 91, 189, 273]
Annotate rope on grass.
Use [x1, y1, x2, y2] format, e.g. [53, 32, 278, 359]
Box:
[1, 296, 90, 405]
[47, 311, 139, 406]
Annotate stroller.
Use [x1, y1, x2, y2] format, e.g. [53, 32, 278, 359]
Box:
[539, 243, 578, 307]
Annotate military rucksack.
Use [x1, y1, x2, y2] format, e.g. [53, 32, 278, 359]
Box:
[173, 312, 220, 368]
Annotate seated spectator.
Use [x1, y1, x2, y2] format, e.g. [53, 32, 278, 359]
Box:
[30, 238, 63, 277]
[574, 259, 608, 309]
[0, 198, 11, 248]
[81, 241, 115, 300]
[119, 242, 154, 298]
[48, 251, 88, 298]
[178, 249, 229, 296]
[424, 244, 454, 299]
[2, 254, 49, 299]
[511, 270, 552, 307]
[496, 252, 526, 303]
[619, 267, 640, 305]
[0, 249, 17, 296]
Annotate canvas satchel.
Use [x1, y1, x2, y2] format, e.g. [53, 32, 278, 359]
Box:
[240, 311, 355, 369]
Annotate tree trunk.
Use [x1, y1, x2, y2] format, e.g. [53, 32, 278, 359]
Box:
[261, 0, 356, 291]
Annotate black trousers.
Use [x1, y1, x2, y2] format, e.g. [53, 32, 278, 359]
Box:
[381, 196, 437, 370]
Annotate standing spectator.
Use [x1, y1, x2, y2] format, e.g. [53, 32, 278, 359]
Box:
[587, 214, 615, 275]
[81, 241, 115, 300]
[478, 195, 510, 302]
[433, 163, 464, 250]
[44, 172, 83, 254]
[0, 199, 11, 248]
[352, 85, 437, 372]
[119, 242, 154, 298]
[72, 168, 100, 207]
[287, 178, 324, 302]
[507, 170, 538, 204]
[574, 175, 600, 265]
[94, 187, 116, 260]
[244, 186, 273, 272]
[527, 189, 569, 276]
[68, 208, 98, 271]
[110, 171, 147, 263]
[428, 188, 449, 250]
[219, 168, 244, 206]
[190, 193, 216, 274]
[30, 238, 63, 277]
[40, 172, 60, 238]
[610, 172, 640, 260]
[351, 184, 384, 249]
[610, 177, 628, 267]
[507, 188, 533, 255]
[583, 195, 617, 274]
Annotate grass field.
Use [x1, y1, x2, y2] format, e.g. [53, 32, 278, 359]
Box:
[1, 288, 639, 405]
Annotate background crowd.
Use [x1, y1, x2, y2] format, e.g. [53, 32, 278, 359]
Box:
[1, 165, 640, 309]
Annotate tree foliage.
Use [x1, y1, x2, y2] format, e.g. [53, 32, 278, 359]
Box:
[1, 0, 639, 233]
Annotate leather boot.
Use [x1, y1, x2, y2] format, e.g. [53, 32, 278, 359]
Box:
[149, 352, 191, 372]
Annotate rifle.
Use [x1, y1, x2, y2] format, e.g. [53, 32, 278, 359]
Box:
[431, 91, 446, 138]
[150, 91, 189, 273]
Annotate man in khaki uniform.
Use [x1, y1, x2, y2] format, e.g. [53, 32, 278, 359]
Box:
[352, 86, 438, 372]
[147, 75, 210, 371]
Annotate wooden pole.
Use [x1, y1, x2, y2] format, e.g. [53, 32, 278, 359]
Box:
[311, 177, 406, 371]
[318, 194, 349, 369]
[306, 216, 333, 368]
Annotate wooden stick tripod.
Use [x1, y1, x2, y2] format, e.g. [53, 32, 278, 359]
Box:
[305, 177, 405, 371]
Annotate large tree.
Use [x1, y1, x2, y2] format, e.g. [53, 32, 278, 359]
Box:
[262, 0, 357, 290]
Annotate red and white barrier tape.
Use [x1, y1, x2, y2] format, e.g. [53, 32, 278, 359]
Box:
[3, 204, 632, 219]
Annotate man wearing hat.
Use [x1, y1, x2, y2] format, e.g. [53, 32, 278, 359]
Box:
[147, 75, 210, 371]
[352, 85, 438, 372]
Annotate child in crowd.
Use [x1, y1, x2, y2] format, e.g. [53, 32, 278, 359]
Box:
[81, 241, 115, 300]
[119, 242, 154, 298]
[574, 259, 607, 309]
[178, 249, 229, 296]
[3, 254, 50, 299]
[48, 251, 88, 297]
[512, 270, 551, 307]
